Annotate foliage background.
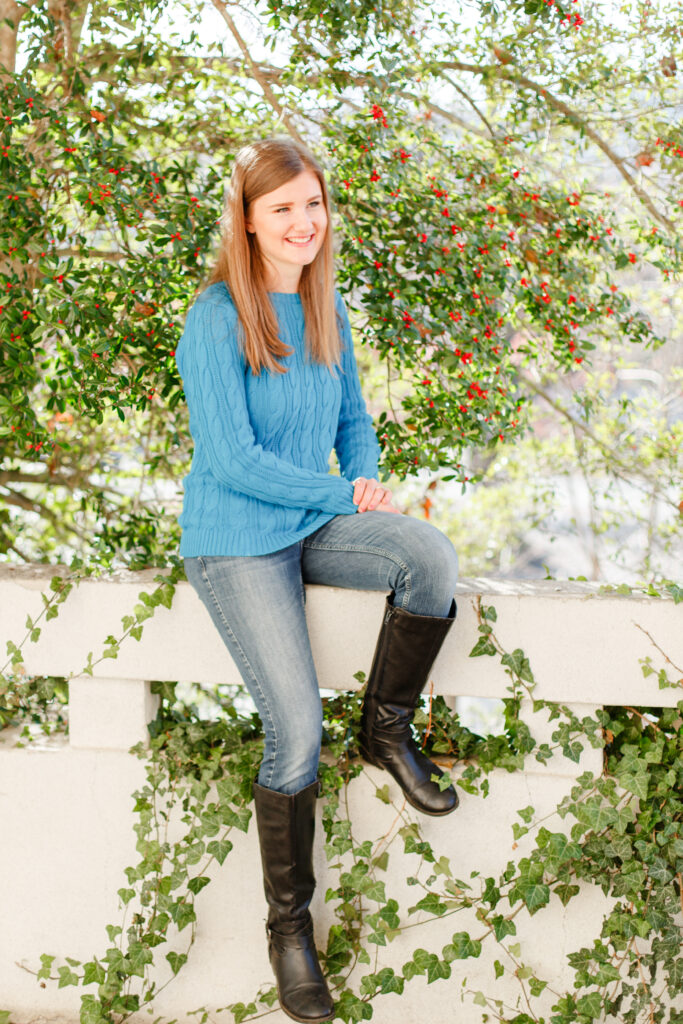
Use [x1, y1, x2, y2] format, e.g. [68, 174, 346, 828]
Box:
[1, 3, 682, 1023]
[1, 0, 680, 582]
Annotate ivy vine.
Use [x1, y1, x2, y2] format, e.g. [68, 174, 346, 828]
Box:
[2, 568, 682, 1024]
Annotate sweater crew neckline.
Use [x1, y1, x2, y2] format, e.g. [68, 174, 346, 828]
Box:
[267, 291, 302, 304]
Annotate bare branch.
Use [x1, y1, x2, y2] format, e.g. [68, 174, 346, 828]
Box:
[209, 0, 306, 144]
[437, 58, 677, 233]
[518, 370, 680, 513]
[1, 484, 91, 540]
[440, 73, 497, 138]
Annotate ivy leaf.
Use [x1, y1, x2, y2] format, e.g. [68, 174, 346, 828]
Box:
[380, 898, 400, 929]
[257, 986, 278, 1007]
[427, 957, 451, 984]
[520, 882, 550, 913]
[187, 875, 211, 895]
[80, 994, 109, 1024]
[615, 765, 649, 801]
[501, 649, 533, 682]
[442, 932, 482, 961]
[410, 892, 447, 917]
[334, 989, 373, 1022]
[667, 957, 683, 996]
[576, 992, 603, 1017]
[372, 850, 389, 871]
[358, 876, 386, 902]
[228, 1002, 257, 1024]
[469, 636, 497, 658]
[553, 882, 580, 906]
[377, 967, 404, 994]
[170, 899, 196, 931]
[57, 966, 80, 988]
[166, 951, 187, 975]
[82, 961, 105, 986]
[492, 915, 516, 941]
[402, 947, 432, 979]
[207, 838, 233, 865]
[37, 953, 55, 980]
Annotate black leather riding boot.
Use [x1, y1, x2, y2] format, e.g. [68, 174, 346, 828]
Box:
[252, 779, 334, 1024]
[359, 594, 459, 816]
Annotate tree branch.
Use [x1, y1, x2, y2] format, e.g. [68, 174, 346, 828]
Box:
[437, 58, 677, 233]
[518, 370, 680, 513]
[209, 0, 306, 144]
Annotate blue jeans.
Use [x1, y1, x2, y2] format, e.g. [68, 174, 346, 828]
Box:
[183, 511, 459, 795]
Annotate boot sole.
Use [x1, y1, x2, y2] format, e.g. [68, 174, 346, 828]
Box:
[358, 745, 458, 817]
[279, 1000, 335, 1024]
[401, 786, 459, 817]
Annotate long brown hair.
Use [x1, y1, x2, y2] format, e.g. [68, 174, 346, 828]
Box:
[205, 136, 343, 376]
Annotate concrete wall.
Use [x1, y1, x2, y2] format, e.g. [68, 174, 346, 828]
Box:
[1, 564, 681, 1024]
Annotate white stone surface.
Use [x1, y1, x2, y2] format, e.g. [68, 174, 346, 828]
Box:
[1, 565, 681, 1023]
[1, 566, 681, 707]
[68, 676, 160, 750]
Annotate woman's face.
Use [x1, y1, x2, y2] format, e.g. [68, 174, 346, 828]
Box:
[244, 169, 328, 291]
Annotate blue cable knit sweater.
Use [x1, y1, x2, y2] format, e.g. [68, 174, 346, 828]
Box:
[175, 281, 382, 556]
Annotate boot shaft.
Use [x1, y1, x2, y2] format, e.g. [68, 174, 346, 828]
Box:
[252, 779, 319, 935]
[365, 596, 456, 709]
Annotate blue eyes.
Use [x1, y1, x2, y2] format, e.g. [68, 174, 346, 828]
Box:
[275, 201, 320, 213]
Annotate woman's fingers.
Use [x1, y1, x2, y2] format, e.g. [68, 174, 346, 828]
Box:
[353, 477, 394, 513]
[351, 477, 399, 513]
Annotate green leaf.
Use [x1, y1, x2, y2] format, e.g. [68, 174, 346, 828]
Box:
[57, 966, 79, 988]
[187, 875, 211, 895]
[667, 957, 683, 996]
[334, 989, 374, 1022]
[520, 882, 550, 913]
[553, 882, 580, 906]
[443, 931, 482, 961]
[576, 991, 603, 1018]
[37, 953, 55, 980]
[492, 915, 516, 941]
[615, 765, 649, 801]
[372, 850, 389, 871]
[166, 951, 187, 975]
[427, 957, 451, 983]
[529, 976, 547, 996]
[82, 961, 105, 986]
[207, 838, 233, 865]
[80, 994, 108, 1024]
[228, 1002, 257, 1024]
[411, 892, 448, 917]
[469, 636, 497, 658]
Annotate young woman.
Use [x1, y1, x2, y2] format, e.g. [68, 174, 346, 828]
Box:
[176, 136, 460, 1024]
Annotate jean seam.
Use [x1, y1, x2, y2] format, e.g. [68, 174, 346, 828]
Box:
[301, 540, 412, 607]
[198, 556, 279, 787]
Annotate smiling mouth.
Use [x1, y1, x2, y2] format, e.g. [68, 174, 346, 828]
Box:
[286, 235, 314, 246]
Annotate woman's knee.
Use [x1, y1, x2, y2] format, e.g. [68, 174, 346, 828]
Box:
[261, 704, 322, 794]
[400, 518, 459, 590]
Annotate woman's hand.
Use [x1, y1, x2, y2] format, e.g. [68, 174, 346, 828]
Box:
[352, 477, 403, 514]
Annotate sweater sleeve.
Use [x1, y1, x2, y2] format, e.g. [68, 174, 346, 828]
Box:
[177, 299, 359, 515]
[333, 293, 382, 483]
